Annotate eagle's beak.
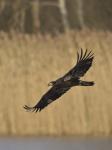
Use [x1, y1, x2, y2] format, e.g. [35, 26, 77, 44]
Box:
[48, 82, 53, 86]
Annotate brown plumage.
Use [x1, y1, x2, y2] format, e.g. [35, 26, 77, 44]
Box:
[24, 49, 94, 112]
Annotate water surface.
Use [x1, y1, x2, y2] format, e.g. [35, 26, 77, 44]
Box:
[0, 137, 112, 150]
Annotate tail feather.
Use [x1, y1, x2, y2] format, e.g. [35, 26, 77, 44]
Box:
[79, 80, 94, 86]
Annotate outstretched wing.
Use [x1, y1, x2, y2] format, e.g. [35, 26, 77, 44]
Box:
[24, 85, 70, 112]
[63, 49, 94, 80]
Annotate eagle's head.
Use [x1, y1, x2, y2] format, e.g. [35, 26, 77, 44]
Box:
[48, 81, 56, 86]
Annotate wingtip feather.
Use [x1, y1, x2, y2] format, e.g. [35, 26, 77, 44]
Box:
[78, 48, 94, 61]
[23, 105, 41, 112]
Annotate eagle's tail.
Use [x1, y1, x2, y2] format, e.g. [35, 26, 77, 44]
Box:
[79, 80, 94, 86]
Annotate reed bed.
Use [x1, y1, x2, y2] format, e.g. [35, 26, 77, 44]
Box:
[0, 30, 112, 136]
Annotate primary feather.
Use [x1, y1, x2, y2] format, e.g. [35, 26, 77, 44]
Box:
[24, 49, 94, 112]
[63, 48, 94, 80]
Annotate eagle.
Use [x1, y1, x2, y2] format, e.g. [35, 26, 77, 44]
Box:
[24, 49, 94, 112]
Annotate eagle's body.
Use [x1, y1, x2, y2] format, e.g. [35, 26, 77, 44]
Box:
[24, 49, 94, 112]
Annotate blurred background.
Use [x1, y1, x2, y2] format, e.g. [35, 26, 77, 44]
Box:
[0, 0, 112, 149]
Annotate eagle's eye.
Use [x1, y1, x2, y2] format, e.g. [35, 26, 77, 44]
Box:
[48, 81, 55, 86]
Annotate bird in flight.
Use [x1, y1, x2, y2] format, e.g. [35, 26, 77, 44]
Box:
[24, 49, 94, 112]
